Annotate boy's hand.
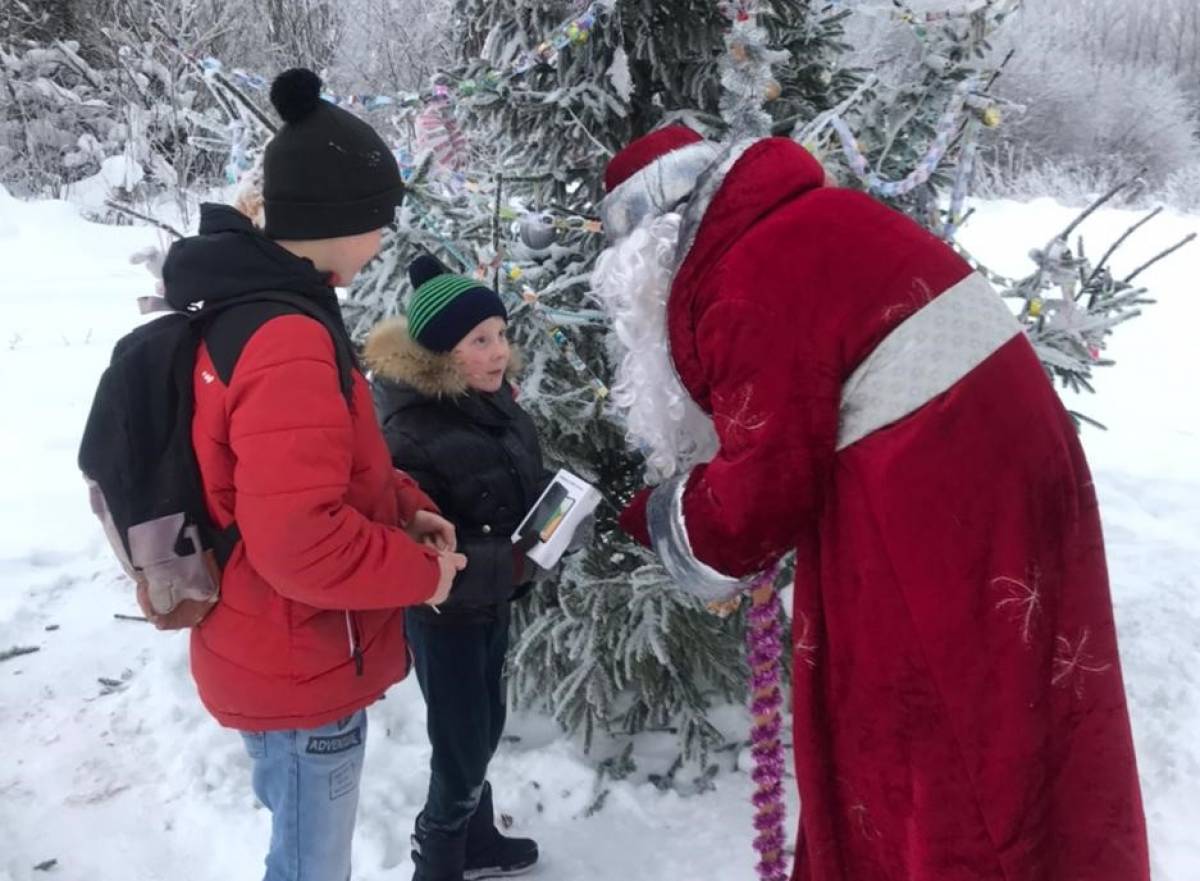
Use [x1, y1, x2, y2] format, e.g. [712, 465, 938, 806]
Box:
[427, 551, 467, 607]
[407, 510, 457, 552]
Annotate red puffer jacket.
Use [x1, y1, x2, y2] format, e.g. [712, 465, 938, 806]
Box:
[162, 205, 441, 732]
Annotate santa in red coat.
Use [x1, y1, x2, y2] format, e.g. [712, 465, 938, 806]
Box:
[593, 125, 1149, 881]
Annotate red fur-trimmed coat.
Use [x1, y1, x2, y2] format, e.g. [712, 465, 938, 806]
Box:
[620, 139, 1149, 881]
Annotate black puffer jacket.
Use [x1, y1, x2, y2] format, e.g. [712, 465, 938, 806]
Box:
[365, 318, 549, 610]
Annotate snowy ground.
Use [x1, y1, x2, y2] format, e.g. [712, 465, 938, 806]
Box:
[0, 188, 1197, 880]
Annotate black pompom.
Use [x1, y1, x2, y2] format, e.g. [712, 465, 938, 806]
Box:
[270, 68, 323, 125]
[409, 254, 450, 289]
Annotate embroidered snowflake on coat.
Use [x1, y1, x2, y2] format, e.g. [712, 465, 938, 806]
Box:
[1052, 627, 1112, 699]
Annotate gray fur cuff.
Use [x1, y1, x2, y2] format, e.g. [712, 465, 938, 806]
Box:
[646, 474, 750, 604]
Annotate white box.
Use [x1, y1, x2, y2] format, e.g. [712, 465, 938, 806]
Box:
[511, 469, 601, 569]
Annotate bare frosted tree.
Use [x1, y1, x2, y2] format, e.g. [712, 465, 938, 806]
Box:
[330, 0, 455, 92]
[253, 0, 343, 73]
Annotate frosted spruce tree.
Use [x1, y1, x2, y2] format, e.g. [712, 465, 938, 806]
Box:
[344, 0, 1191, 760]
[344, 1, 859, 761]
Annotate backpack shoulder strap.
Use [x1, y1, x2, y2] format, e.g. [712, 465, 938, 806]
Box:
[181, 293, 355, 570]
[195, 292, 357, 403]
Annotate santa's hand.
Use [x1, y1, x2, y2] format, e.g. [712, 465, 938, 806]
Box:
[618, 488, 653, 548]
[706, 595, 743, 619]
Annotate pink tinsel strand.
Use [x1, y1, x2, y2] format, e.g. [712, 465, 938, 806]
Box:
[750, 747, 784, 768]
[750, 671, 780, 693]
[754, 827, 787, 850]
[750, 746, 783, 769]
[750, 742, 783, 762]
[751, 757, 783, 779]
[749, 647, 781, 669]
[752, 769, 783, 789]
[751, 692, 784, 717]
[748, 652, 777, 672]
[746, 563, 788, 881]
[751, 719, 782, 741]
[754, 834, 787, 860]
[756, 854, 789, 881]
[752, 785, 784, 809]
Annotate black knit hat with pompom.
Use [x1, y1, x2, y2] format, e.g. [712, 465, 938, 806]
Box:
[262, 68, 404, 240]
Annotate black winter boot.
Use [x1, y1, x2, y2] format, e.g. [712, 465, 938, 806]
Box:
[464, 783, 539, 880]
[412, 814, 469, 881]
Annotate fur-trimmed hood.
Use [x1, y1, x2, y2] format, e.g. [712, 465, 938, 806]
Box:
[363, 316, 521, 401]
[364, 317, 469, 398]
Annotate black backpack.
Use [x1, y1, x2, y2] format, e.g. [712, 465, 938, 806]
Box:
[79, 292, 355, 629]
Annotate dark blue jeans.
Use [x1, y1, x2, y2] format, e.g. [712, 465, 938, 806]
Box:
[405, 603, 510, 835]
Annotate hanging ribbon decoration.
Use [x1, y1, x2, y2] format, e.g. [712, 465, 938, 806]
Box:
[829, 78, 981, 199]
[943, 116, 982, 241]
[415, 81, 470, 172]
[223, 119, 254, 184]
[745, 563, 788, 881]
[522, 287, 612, 400]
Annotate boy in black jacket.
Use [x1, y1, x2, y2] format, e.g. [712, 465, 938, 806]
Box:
[366, 256, 552, 881]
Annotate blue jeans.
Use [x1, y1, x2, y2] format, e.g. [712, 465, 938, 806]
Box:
[240, 709, 368, 881]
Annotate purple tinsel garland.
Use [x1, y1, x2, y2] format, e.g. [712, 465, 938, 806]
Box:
[745, 563, 788, 881]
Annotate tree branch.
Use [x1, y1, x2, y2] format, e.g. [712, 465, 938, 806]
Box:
[1123, 233, 1197, 284]
[1086, 206, 1163, 287]
[0, 645, 39, 663]
[104, 200, 185, 239]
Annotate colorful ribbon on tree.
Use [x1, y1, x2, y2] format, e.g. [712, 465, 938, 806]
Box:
[829, 78, 981, 199]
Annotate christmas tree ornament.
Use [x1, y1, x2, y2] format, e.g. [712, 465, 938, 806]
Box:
[416, 83, 469, 173]
[764, 79, 782, 102]
[519, 211, 559, 251]
[982, 105, 1002, 128]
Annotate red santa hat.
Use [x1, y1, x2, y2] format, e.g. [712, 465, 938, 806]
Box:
[599, 125, 721, 241]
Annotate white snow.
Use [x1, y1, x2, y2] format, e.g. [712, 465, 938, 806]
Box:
[607, 47, 633, 104]
[0, 191, 1197, 880]
[59, 153, 147, 212]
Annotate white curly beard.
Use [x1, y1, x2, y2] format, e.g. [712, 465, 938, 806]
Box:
[591, 212, 719, 484]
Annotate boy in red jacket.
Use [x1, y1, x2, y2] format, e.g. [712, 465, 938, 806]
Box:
[158, 68, 465, 881]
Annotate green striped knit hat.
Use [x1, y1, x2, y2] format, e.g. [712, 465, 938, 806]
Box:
[406, 255, 508, 352]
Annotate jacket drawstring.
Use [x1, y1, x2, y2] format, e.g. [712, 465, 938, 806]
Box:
[344, 611, 364, 676]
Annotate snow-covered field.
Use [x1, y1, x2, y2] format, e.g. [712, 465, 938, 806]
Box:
[1, 187, 1197, 880]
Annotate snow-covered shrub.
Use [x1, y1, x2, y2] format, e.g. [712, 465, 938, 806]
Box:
[1162, 161, 1200, 212]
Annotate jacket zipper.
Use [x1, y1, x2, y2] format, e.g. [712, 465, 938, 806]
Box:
[344, 611, 364, 676]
